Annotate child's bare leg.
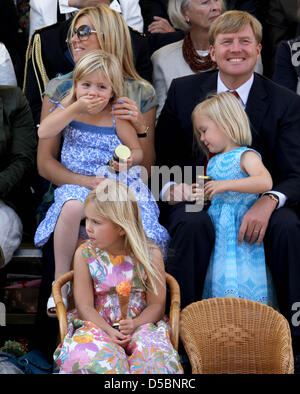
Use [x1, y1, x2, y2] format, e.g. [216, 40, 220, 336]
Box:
[53, 200, 85, 299]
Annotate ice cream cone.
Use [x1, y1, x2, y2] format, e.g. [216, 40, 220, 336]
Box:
[118, 293, 130, 320]
[116, 281, 131, 320]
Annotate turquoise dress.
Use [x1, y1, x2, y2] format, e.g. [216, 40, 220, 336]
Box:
[202, 147, 276, 306]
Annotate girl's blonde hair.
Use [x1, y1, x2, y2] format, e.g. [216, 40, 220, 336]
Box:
[68, 5, 147, 84]
[192, 92, 252, 156]
[85, 179, 161, 294]
[68, 49, 124, 102]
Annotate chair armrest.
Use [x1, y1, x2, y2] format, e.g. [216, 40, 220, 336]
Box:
[52, 270, 74, 343]
[166, 273, 180, 351]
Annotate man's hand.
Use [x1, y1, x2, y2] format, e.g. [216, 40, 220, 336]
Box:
[148, 16, 175, 34]
[164, 183, 201, 205]
[238, 195, 278, 245]
[68, 0, 110, 8]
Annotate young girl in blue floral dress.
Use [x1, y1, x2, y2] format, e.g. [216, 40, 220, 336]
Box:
[53, 179, 183, 374]
[34, 50, 170, 316]
[192, 92, 276, 306]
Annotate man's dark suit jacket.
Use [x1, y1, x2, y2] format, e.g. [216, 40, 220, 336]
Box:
[24, 17, 153, 125]
[155, 70, 300, 207]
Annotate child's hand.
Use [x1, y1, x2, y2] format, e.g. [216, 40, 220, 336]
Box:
[77, 95, 107, 115]
[112, 157, 133, 172]
[119, 318, 135, 336]
[107, 326, 131, 348]
[166, 183, 201, 204]
[204, 180, 229, 199]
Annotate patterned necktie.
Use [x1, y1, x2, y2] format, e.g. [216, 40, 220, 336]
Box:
[228, 90, 240, 99]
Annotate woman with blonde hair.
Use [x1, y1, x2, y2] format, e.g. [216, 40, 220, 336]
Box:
[40, 5, 156, 176]
[34, 50, 169, 317]
[53, 179, 183, 374]
[192, 92, 276, 305]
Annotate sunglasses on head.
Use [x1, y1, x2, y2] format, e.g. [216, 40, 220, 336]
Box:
[72, 25, 97, 41]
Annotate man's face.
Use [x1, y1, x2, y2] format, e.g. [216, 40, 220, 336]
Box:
[209, 24, 261, 86]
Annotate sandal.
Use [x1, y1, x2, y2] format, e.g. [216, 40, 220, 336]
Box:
[46, 281, 69, 318]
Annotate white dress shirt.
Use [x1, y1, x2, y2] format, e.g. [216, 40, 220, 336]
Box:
[0, 43, 17, 86]
[29, 0, 144, 37]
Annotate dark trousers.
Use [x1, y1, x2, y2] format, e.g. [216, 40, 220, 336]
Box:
[30, 235, 58, 360]
[166, 203, 300, 342]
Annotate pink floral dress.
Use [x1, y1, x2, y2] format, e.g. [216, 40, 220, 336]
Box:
[53, 241, 183, 374]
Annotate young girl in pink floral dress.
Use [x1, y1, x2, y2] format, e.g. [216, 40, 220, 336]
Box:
[53, 179, 183, 374]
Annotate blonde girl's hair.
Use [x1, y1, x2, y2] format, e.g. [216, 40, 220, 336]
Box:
[68, 5, 149, 84]
[168, 0, 225, 32]
[85, 179, 162, 294]
[68, 49, 124, 102]
[209, 10, 262, 46]
[192, 91, 252, 157]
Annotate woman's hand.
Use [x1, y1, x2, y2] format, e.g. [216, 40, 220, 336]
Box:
[84, 176, 106, 190]
[119, 318, 136, 336]
[148, 17, 175, 34]
[112, 97, 146, 135]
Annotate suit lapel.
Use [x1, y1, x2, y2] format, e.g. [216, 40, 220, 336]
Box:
[196, 72, 218, 103]
[245, 74, 269, 147]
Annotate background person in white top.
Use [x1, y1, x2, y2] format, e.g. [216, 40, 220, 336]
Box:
[0, 43, 17, 86]
[29, 0, 144, 37]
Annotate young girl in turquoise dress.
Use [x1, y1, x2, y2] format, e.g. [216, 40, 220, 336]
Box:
[192, 92, 276, 306]
[34, 50, 170, 316]
[53, 179, 183, 374]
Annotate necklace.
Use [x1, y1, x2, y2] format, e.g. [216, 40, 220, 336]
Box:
[182, 32, 217, 73]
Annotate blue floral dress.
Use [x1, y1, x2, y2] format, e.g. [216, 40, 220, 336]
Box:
[34, 114, 170, 257]
[53, 241, 183, 374]
[202, 147, 276, 306]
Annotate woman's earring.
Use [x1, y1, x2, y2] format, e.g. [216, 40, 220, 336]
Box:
[186, 18, 191, 25]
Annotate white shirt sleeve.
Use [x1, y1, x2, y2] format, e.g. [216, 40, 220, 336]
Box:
[29, 0, 58, 37]
[118, 0, 144, 32]
[0, 44, 17, 86]
[59, 0, 78, 14]
[262, 191, 287, 209]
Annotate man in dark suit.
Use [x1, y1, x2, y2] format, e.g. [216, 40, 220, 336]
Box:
[155, 10, 300, 356]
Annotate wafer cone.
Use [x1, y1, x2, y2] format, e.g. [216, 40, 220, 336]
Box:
[116, 281, 131, 320]
[118, 293, 130, 320]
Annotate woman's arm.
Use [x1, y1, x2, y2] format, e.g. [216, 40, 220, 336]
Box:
[74, 247, 130, 346]
[204, 151, 273, 199]
[119, 247, 166, 335]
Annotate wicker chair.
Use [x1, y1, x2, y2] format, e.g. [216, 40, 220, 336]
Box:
[52, 271, 181, 351]
[180, 297, 294, 374]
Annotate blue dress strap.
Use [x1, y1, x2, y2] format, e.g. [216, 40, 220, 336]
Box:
[111, 103, 116, 129]
[49, 98, 65, 113]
